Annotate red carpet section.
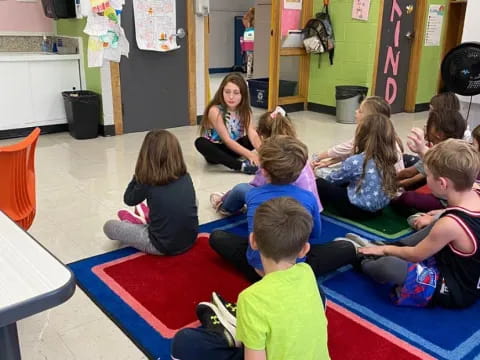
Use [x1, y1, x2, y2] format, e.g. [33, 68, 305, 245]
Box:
[93, 234, 250, 337]
[327, 302, 429, 360]
[92, 233, 428, 358]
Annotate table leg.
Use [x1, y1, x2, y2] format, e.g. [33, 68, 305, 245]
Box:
[0, 323, 21, 360]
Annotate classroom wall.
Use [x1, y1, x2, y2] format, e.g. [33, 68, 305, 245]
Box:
[307, 0, 452, 109]
[308, 0, 381, 107]
[208, 0, 254, 69]
[415, 0, 448, 105]
[0, 0, 53, 33]
[56, 19, 101, 94]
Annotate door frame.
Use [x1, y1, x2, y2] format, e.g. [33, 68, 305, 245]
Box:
[371, 0, 427, 113]
[111, 0, 197, 135]
[437, 0, 467, 93]
[268, 0, 313, 110]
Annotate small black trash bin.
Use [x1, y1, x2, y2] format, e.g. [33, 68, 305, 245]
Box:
[335, 86, 368, 124]
[62, 90, 100, 139]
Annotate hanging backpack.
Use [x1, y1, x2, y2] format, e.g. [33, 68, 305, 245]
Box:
[302, 3, 335, 65]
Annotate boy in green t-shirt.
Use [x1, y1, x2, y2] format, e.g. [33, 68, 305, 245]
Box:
[171, 197, 330, 360]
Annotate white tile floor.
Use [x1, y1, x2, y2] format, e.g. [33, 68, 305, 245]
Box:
[1, 107, 429, 359]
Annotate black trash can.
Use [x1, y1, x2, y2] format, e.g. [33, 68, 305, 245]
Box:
[248, 78, 298, 108]
[335, 86, 368, 124]
[62, 90, 100, 139]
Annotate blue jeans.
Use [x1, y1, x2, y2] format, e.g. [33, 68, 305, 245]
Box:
[221, 183, 254, 214]
[171, 328, 244, 360]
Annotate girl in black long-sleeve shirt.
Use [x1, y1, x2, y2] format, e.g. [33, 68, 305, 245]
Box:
[103, 130, 198, 255]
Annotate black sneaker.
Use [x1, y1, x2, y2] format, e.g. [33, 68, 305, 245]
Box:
[196, 302, 239, 347]
[240, 160, 258, 175]
[212, 292, 237, 326]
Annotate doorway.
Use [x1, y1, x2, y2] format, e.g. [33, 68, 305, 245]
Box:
[206, 1, 255, 98]
[438, 0, 467, 92]
[204, 0, 312, 112]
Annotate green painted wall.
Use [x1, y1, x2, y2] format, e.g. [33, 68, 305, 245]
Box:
[308, 0, 448, 108]
[56, 18, 102, 94]
[308, 0, 381, 107]
[415, 0, 448, 104]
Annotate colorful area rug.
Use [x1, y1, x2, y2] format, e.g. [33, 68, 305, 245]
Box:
[69, 215, 479, 359]
[323, 205, 415, 239]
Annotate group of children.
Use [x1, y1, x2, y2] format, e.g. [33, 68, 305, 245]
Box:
[102, 72, 480, 359]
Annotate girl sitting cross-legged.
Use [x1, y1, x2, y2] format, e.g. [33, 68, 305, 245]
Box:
[194, 73, 262, 174]
[103, 130, 199, 255]
[316, 114, 399, 220]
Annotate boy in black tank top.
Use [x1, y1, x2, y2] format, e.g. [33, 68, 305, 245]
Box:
[359, 139, 480, 308]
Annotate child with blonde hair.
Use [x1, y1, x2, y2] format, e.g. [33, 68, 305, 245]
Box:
[210, 108, 321, 216]
[104, 130, 198, 255]
[358, 139, 480, 309]
[195, 73, 261, 174]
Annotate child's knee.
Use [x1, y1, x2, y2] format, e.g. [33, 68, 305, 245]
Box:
[209, 230, 229, 252]
[194, 137, 209, 152]
[103, 220, 120, 239]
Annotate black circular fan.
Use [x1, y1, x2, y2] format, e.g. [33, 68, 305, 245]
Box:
[441, 42, 480, 96]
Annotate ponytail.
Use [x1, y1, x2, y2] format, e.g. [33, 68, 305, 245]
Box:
[257, 111, 296, 139]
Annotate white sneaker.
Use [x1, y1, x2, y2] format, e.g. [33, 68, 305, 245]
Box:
[345, 233, 375, 247]
[333, 237, 362, 252]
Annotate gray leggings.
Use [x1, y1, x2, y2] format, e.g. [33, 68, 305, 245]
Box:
[361, 222, 434, 285]
[103, 220, 163, 255]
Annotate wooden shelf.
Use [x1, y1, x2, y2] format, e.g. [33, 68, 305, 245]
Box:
[278, 95, 306, 105]
[280, 47, 306, 56]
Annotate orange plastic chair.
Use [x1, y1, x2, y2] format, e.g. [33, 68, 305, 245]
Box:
[0, 128, 40, 230]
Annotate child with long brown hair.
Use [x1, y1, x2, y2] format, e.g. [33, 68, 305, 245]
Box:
[194, 73, 261, 174]
[210, 108, 321, 216]
[393, 110, 467, 214]
[104, 130, 198, 255]
[316, 114, 399, 220]
[312, 96, 404, 173]
[398, 92, 467, 188]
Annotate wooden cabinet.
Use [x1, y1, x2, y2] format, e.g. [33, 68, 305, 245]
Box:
[0, 55, 81, 131]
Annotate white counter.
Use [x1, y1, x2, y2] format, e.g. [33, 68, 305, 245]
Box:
[0, 53, 82, 131]
[0, 52, 81, 62]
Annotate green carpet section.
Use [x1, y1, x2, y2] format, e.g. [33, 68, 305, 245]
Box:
[323, 205, 415, 239]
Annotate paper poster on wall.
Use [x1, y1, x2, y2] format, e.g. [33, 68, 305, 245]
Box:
[281, 9, 301, 37]
[424, 4, 444, 47]
[133, 0, 179, 52]
[352, 0, 371, 21]
[284, 0, 301, 11]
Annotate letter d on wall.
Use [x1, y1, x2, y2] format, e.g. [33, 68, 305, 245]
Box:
[385, 77, 397, 105]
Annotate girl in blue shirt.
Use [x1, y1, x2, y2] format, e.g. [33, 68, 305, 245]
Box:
[316, 114, 399, 220]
